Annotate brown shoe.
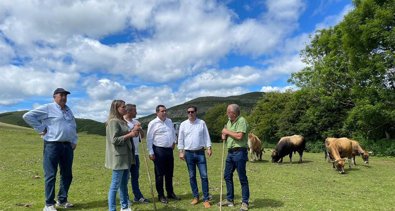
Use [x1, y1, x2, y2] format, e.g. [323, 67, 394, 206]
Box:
[203, 201, 211, 208]
[191, 198, 199, 205]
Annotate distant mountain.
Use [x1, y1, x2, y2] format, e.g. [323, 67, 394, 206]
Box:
[0, 92, 264, 134]
[0, 110, 106, 136]
[137, 92, 264, 127]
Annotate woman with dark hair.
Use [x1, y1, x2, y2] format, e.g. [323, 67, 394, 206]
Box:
[105, 100, 141, 211]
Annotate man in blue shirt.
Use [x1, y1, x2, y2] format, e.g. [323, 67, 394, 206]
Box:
[23, 88, 78, 211]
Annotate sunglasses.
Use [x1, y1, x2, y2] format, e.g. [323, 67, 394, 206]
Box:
[187, 111, 195, 114]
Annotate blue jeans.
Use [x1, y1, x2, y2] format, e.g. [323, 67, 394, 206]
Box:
[108, 169, 129, 211]
[185, 150, 210, 201]
[224, 149, 249, 204]
[130, 155, 144, 200]
[43, 141, 74, 206]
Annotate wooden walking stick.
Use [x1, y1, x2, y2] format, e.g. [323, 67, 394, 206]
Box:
[219, 125, 227, 211]
[141, 135, 157, 211]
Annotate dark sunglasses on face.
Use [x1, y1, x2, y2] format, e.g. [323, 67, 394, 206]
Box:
[187, 111, 195, 114]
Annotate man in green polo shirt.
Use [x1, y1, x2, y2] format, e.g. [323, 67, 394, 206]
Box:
[218, 104, 250, 211]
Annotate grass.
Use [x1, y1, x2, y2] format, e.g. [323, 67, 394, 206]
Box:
[1, 123, 395, 211]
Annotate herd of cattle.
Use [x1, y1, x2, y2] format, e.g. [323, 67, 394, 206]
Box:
[247, 133, 370, 174]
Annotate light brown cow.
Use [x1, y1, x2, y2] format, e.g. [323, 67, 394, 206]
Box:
[247, 133, 264, 162]
[324, 137, 337, 162]
[325, 137, 353, 174]
[351, 140, 369, 165]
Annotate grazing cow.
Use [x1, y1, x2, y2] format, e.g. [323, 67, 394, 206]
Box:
[247, 133, 264, 162]
[271, 135, 305, 163]
[325, 137, 353, 174]
[324, 137, 338, 162]
[351, 140, 369, 165]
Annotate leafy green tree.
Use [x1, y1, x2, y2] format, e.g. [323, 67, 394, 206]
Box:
[248, 92, 292, 144]
[290, 0, 395, 140]
[204, 103, 228, 142]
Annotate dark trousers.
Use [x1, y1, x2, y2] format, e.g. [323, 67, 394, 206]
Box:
[153, 145, 174, 197]
[43, 141, 74, 205]
[224, 149, 249, 204]
[130, 155, 144, 200]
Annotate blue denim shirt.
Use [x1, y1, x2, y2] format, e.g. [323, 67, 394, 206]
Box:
[23, 102, 78, 144]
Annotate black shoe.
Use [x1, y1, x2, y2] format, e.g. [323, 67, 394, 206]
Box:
[159, 196, 168, 204]
[167, 193, 181, 201]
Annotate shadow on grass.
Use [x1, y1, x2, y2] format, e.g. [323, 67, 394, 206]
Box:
[65, 200, 107, 210]
[251, 198, 284, 209]
[271, 160, 314, 165]
[248, 159, 269, 164]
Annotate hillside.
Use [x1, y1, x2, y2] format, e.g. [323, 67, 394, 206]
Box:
[0, 110, 106, 136]
[0, 92, 264, 133]
[138, 92, 264, 126]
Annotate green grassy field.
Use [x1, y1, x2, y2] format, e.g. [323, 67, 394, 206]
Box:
[1, 123, 395, 211]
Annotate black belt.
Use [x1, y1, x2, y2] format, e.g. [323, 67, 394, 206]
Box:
[228, 147, 247, 153]
[153, 145, 172, 149]
[185, 147, 205, 152]
[44, 141, 70, 144]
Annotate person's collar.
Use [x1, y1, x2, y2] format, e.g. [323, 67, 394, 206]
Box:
[231, 115, 240, 124]
[189, 117, 197, 123]
[156, 116, 166, 122]
[54, 102, 67, 110]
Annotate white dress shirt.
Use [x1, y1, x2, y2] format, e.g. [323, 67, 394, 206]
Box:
[146, 117, 176, 155]
[126, 119, 141, 155]
[177, 118, 211, 151]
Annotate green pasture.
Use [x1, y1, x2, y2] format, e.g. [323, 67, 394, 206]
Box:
[1, 124, 395, 211]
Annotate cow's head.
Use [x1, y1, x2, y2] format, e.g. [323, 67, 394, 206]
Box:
[271, 150, 280, 163]
[361, 151, 369, 164]
[333, 159, 346, 174]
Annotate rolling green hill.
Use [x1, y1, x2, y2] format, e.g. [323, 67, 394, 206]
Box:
[137, 92, 264, 127]
[0, 110, 106, 136]
[0, 92, 264, 134]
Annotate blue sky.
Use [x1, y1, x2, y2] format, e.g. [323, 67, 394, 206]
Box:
[0, 0, 353, 122]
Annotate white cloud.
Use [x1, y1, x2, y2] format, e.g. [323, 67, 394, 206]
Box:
[260, 85, 297, 93]
[179, 66, 262, 92]
[0, 37, 14, 65]
[0, 65, 79, 105]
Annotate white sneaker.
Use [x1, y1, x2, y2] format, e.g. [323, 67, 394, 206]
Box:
[56, 201, 74, 208]
[43, 205, 57, 211]
[120, 207, 132, 211]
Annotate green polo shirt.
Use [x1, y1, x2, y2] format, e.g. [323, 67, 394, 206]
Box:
[226, 116, 249, 149]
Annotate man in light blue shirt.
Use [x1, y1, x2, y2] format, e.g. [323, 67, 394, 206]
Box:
[23, 88, 78, 211]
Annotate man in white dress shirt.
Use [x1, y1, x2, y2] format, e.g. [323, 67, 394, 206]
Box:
[178, 106, 212, 208]
[146, 105, 180, 204]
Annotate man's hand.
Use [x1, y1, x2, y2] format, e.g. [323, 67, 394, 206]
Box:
[221, 133, 227, 141]
[207, 148, 212, 157]
[71, 143, 77, 150]
[39, 128, 47, 138]
[179, 151, 185, 160]
[149, 154, 155, 161]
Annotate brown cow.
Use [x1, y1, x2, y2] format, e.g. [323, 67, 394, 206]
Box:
[271, 135, 305, 163]
[247, 133, 264, 162]
[351, 140, 369, 165]
[325, 137, 353, 174]
[324, 137, 337, 162]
